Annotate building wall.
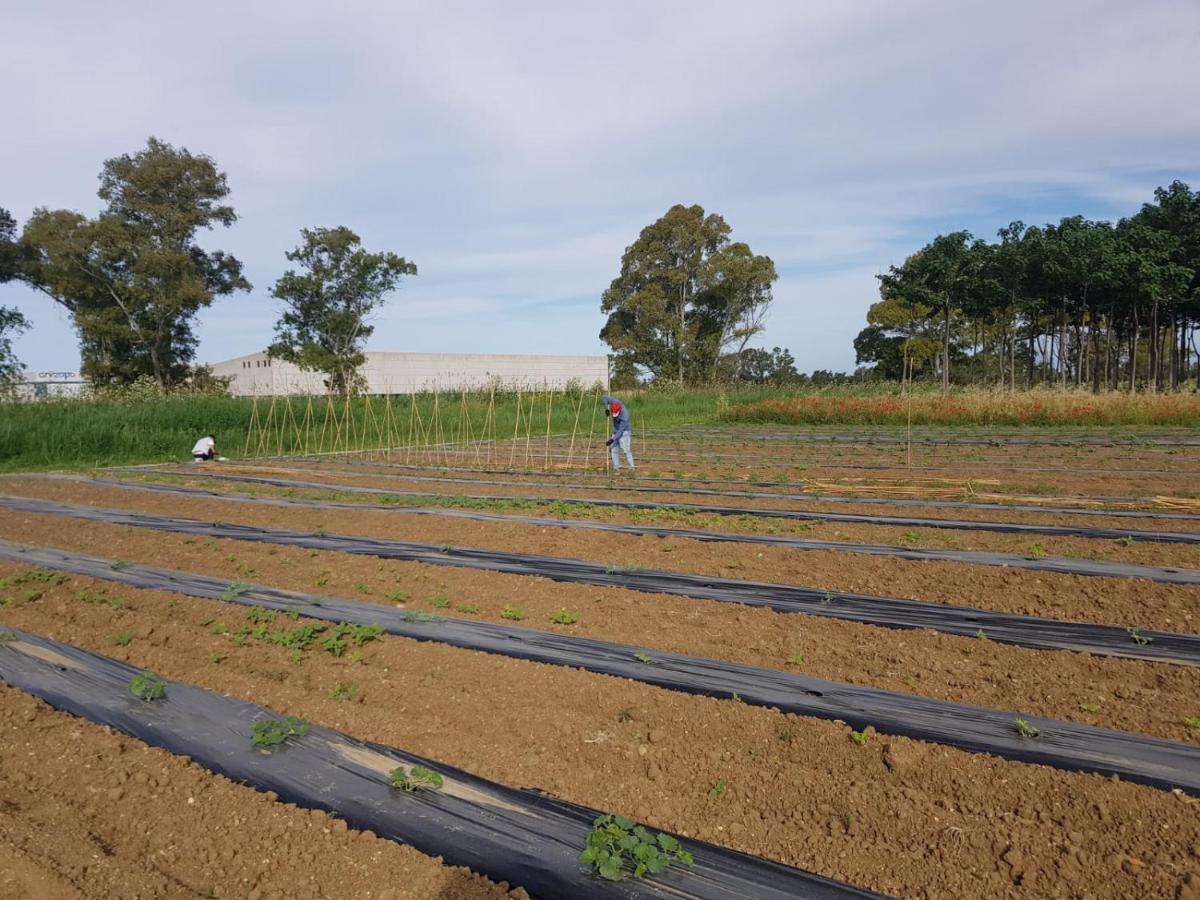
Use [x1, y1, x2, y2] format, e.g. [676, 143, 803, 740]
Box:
[209, 352, 610, 397]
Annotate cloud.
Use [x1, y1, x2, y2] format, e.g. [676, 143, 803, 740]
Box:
[2, 0, 1198, 374]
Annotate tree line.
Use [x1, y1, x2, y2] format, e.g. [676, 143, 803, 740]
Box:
[0, 137, 415, 396]
[853, 181, 1200, 391]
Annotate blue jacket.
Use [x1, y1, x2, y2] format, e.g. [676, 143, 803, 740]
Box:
[602, 395, 630, 441]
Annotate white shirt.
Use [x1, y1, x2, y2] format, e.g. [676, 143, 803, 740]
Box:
[191, 436, 215, 455]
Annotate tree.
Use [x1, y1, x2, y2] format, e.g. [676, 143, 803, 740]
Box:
[21, 138, 250, 386]
[733, 346, 799, 384]
[600, 204, 777, 384]
[0, 208, 31, 389]
[268, 226, 417, 397]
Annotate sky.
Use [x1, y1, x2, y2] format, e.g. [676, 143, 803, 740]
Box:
[2, 0, 1198, 376]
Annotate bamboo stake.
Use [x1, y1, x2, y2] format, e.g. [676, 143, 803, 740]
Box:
[243, 395, 261, 457]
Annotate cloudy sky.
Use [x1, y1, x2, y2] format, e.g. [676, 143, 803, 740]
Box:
[3, 0, 1198, 375]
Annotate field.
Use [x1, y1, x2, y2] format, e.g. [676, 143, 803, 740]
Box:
[2, 410, 1200, 897]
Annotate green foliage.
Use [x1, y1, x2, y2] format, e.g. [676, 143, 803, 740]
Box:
[580, 814, 694, 881]
[320, 622, 383, 657]
[355, 582, 371, 594]
[268, 226, 416, 396]
[250, 715, 309, 748]
[128, 672, 167, 702]
[1127, 627, 1153, 646]
[785, 653, 804, 666]
[399, 610, 442, 624]
[1183, 716, 1200, 729]
[389, 764, 443, 792]
[455, 602, 480, 614]
[1079, 703, 1101, 713]
[500, 605, 525, 621]
[428, 592, 450, 608]
[328, 680, 358, 701]
[0, 569, 67, 588]
[209, 653, 226, 663]
[0, 631, 17, 642]
[384, 590, 410, 601]
[108, 629, 134, 647]
[634, 652, 656, 666]
[550, 608, 579, 625]
[245, 606, 274, 624]
[708, 779, 726, 797]
[850, 729, 869, 746]
[76, 587, 125, 609]
[1014, 718, 1040, 739]
[617, 707, 636, 722]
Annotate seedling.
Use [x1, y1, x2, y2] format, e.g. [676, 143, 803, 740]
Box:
[455, 603, 480, 614]
[617, 707, 636, 722]
[224, 582, 252, 602]
[1028, 543, 1046, 558]
[1183, 716, 1200, 730]
[821, 591, 835, 606]
[634, 652, 657, 665]
[110, 559, 131, 571]
[316, 573, 330, 587]
[975, 628, 987, 640]
[440, 544, 453, 554]
[550, 608, 579, 625]
[708, 779, 726, 797]
[389, 764, 444, 792]
[785, 654, 804, 666]
[108, 629, 134, 647]
[429, 592, 450, 609]
[246, 607, 275, 625]
[1079, 703, 1101, 714]
[250, 715, 310, 748]
[730, 692, 743, 703]
[284, 606, 301, 620]
[321, 622, 384, 657]
[1127, 627, 1153, 646]
[209, 621, 228, 635]
[1118, 536, 1136, 547]
[580, 814, 693, 881]
[850, 729, 869, 746]
[1014, 718, 1040, 739]
[500, 606, 525, 621]
[355, 582, 371, 594]
[209, 653, 226, 664]
[328, 681, 358, 701]
[21, 590, 43, 603]
[400, 610, 441, 624]
[289, 650, 304, 664]
[384, 590, 410, 602]
[0, 631, 16, 642]
[128, 672, 167, 702]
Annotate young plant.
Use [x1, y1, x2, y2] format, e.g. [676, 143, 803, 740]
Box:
[500, 605, 525, 621]
[0, 631, 17, 642]
[850, 729, 869, 746]
[580, 814, 693, 881]
[1014, 718, 1040, 739]
[1183, 716, 1200, 730]
[634, 652, 656, 666]
[250, 715, 310, 748]
[1127, 627, 1153, 646]
[355, 582, 371, 594]
[209, 653, 226, 664]
[400, 610, 441, 624]
[428, 592, 450, 609]
[108, 629, 134, 647]
[708, 779, 726, 797]
[1079, 703, 1101, 714]
[128, 672, 167, 702]
[455, 603, 480, 614]
[617, 707, 636, 723]
[245, 607, 275, 625]
[550, 608, 579, 625]
[224, 582, 253, 602]
[328, 681, 358, 701]
[785, 654, 804, 666]
[384, 590, 410, 602]
[389, 764, 444, 792]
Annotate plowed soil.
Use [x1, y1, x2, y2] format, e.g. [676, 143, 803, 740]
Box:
[2, 567, 1198, 899]
[0, 684, 514, 900]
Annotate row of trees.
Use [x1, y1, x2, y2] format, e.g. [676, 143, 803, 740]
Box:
[1, 138, 416, 395]
[854, 181, 1200, 391]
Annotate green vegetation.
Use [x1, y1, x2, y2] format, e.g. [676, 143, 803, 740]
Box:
[708, 780, 726, 797]
[634, 652, 656, 666]
[128, 672, 167, 702]
[0, 631, 17, 642]
[250, 715, 310, 748]
[428, 592, 450, 608]
[785, 653, 804, 666]
[108, 629, 134, 647]
[550, 608, 579, 625]
[500, 605, 525, 621]
[850, 729, 869, 746]
[455, 602, 480, 614]
[328, 681, 358, 701]
[1183, 716, 1200, 730]
[1127, 627, 1153, 646]
[389, 764, 443, 792]
[320, 623, 384, 657]
[1014, 719, 1040, 739]
[1079, 703, 1101, 714]
[580, 814, 694, 882]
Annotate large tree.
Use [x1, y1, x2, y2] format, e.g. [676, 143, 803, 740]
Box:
[600, 204, 777, 384]
[21, 137, 250, 386]
[0, 208, 31, 389]
[268, 226, 417, 397]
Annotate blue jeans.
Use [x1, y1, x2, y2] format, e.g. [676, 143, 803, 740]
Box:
[610, 433, 634, 471]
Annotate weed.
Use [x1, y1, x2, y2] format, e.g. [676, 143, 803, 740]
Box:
[1014, 718, 1040, 739]
[284, 606, 301, 620]
[128, 672, 167, 702]
[384, 590, 410, 602]
[821, 591, 835, 606]
[205, 540, 220, 551]
[400, 610, 441, 624]
[1028, 542, 1046, 558]
[776, 723, 797, 743]
[224, 582, 253, 602]
[975, 628, 987, 640]
[289, 650, 304, 664]
[390, 764, 444, 792]
[0, 631, 16, 642]
[265, 622, 326, 652]
[785, 654, 804, 666]
[209, 653, 226, 664]
[1079, 703, 1101, 714]
[349, 651, 364, 664]
[902, 531, 920, 545]
[355, 582, 371, 594]
[246, 607, 275, 625]
[1127, 627, 1153, 646]
[316, 573, 330, 587]
[321, 622, 384, 657]
[730, 692, 743, 703]
[110, 559, 131, 571]
[850, 729, 869, 746]
[550, 608, 579, 625]
[429, 592, 450, 608]
[0, 570, 67, 588]
[209, 621, 228, 635]
[308, 550, 320, 557]
[21, 590, 43, 603]
[250, 715, 310, 748]
[455, 603, 480, 614]
[580, 814, 693, 881]
[1183, 716, 1200, 730]
[708, 779, 725, 797]
[108, 629, 134, 647]
[1118, 535, 1136, 547]
[500, 605, 525, 621]
[617, 707, 636, 723]
[634, 652, 656, 666]
[328, 681, 358, 701]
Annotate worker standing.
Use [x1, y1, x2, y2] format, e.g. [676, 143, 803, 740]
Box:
[602, 395, 635, 474]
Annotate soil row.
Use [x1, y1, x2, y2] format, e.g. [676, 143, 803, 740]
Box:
[2, 510, 1197, 743]
[9, 478, 1199, 635]
[0, 683, 513, 900]
[2, 566, 1199, 899]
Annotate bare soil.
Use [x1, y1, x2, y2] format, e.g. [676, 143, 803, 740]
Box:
[2, 568, 1199, 899]
[0, 683, 514, 900]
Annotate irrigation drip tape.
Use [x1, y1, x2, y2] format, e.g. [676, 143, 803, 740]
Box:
[80, 475, 1200, 587]
[105, 467, 1200, 545]
[131, 463, 1200, 523]
[4, 495, 1198, 667]
[0, 628, 870, 900]
[3, 544, 1199, 795]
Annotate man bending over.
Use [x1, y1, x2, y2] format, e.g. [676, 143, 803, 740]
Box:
[602, 395, 635, 474]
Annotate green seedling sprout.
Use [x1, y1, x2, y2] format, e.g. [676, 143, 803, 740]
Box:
[634, 652, 656, 666]
[580, 814, 693, 881]
[708, 779, 725, 797]
[108, 629, 134, 647]
[224, 582, 252, 602]
[455, 603, 480, 614]
[500, 605, 525, 621]
[128, 672, 167, 702]
[550, 608, 579, 625]
[389, 764, 444, 792]
[1014, 718, 1040, 739]
[1127, 627, 1153, 646]
[850, 729, 869, 745]
[250, 715, 310, 748]
[0, 631, 16, 642]
[1183, 716, 1200, 730]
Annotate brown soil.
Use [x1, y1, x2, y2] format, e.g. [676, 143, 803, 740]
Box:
[0, 683, 514, 900]
[2, 568, 1199, 899]
[2, 514, 1198, 744]
[7, 477, 1199, 634]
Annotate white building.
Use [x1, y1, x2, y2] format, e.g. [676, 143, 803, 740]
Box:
[209, 351, 610, 397]
[9, 370, 87, 401]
